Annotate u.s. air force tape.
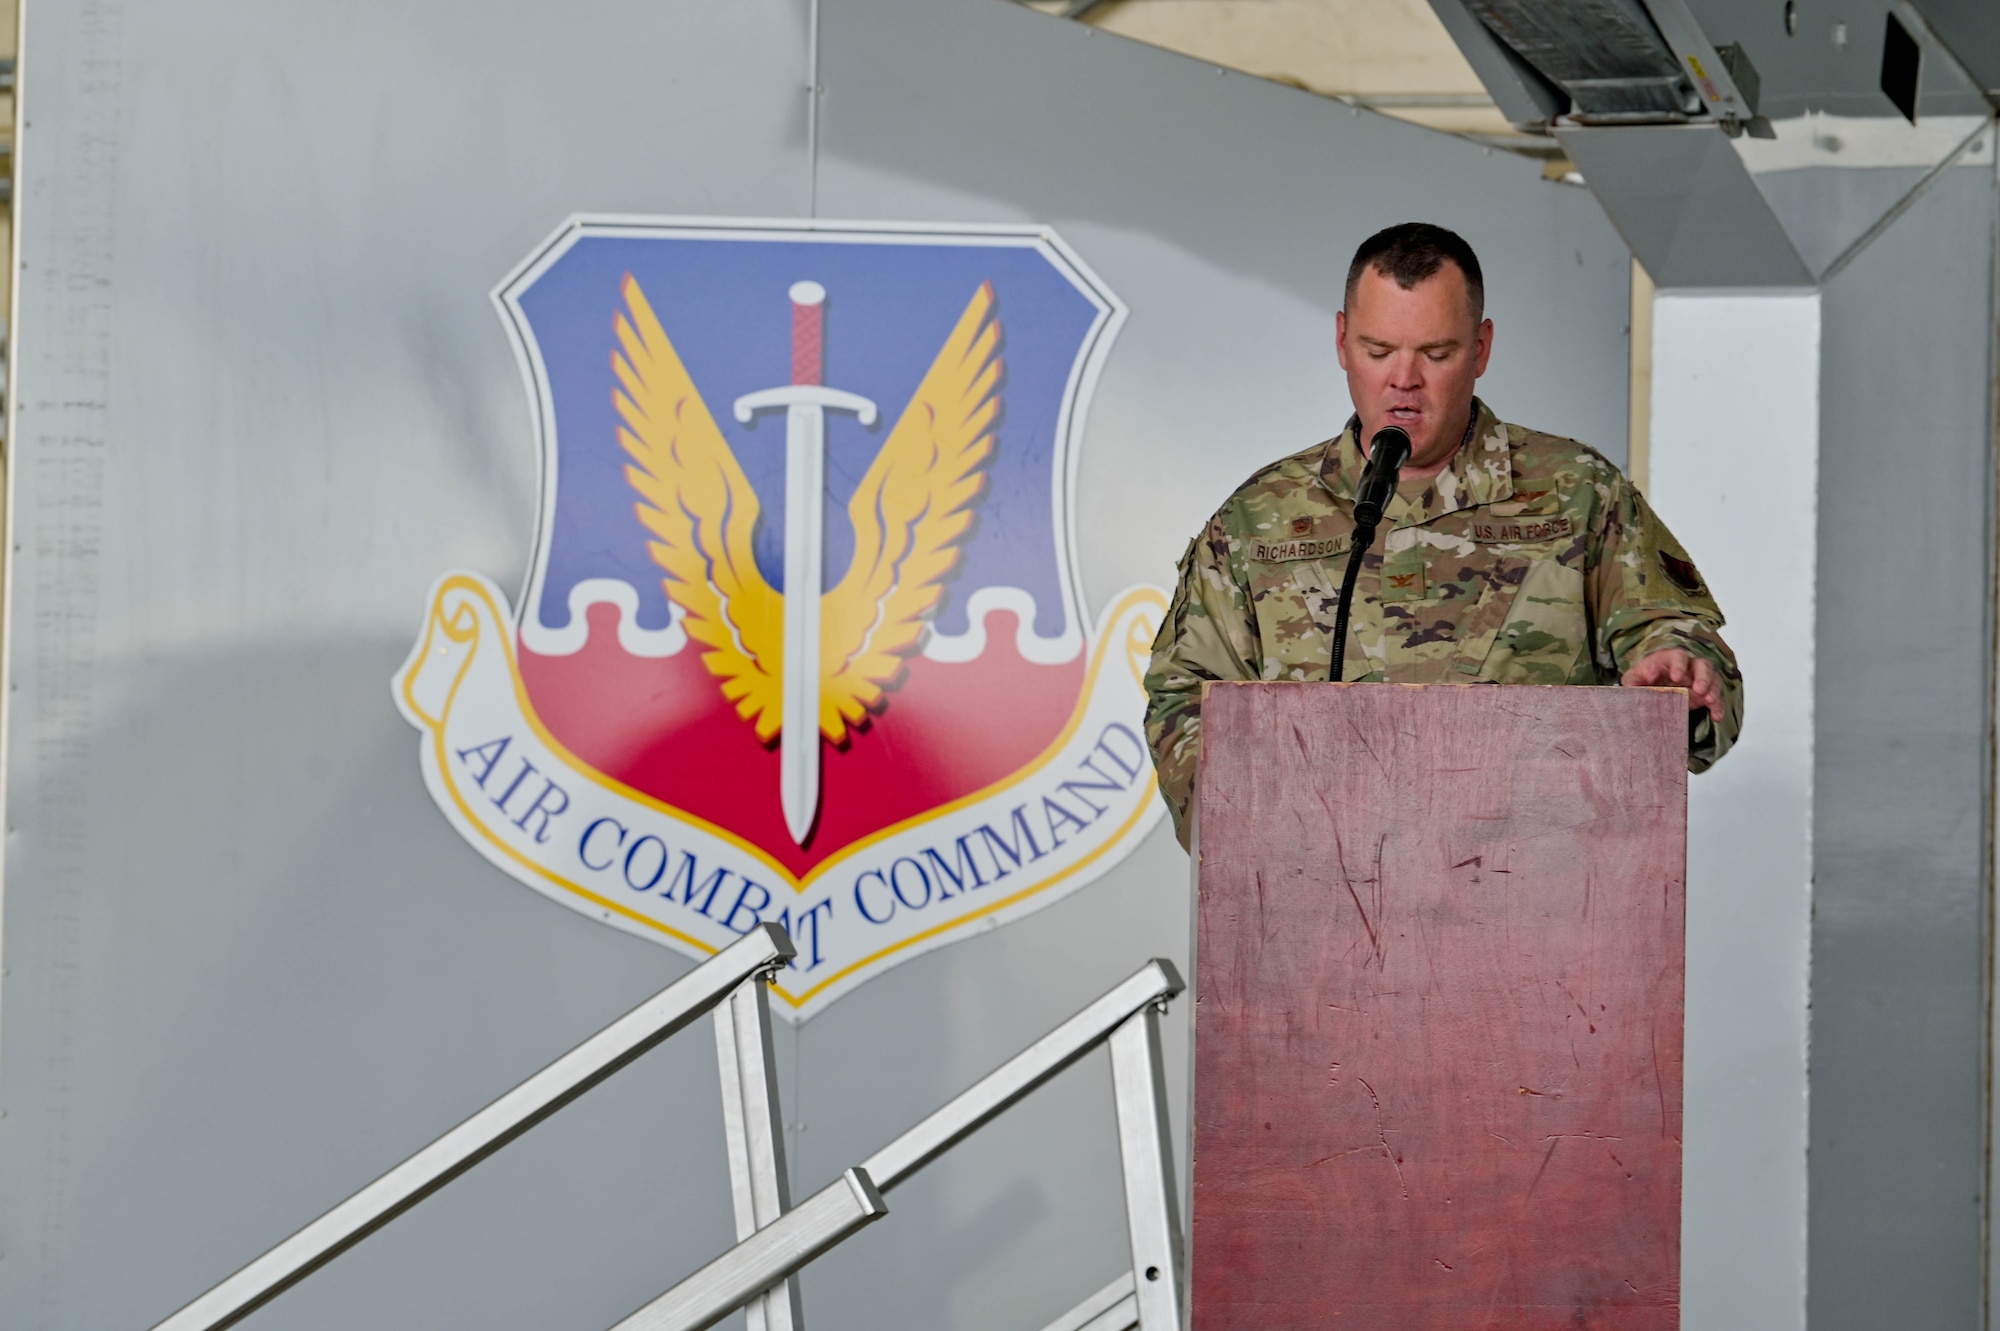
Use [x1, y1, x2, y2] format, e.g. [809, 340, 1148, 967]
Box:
[1470, 516, 1573, 543]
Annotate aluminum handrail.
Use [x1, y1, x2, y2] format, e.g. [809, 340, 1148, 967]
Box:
[713, 974, 801, 1331]
[617, 959, 1188, 1331]
[1037, 1274, 1136, 1331]
[149, 924, 796, 1331]
[860, 960, 1183, 1191]
[605, 1169, 888, 1331]
[147, 936, 1188, 1331]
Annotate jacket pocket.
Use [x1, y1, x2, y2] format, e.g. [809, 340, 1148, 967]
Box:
[1480, 558, 1589, 682]
[1253, 559, 1342, 679]
[1452, 557, 1589, 683]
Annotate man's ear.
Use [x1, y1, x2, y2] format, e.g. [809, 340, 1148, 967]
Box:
[1335, 309, 1350, 371]
[1473, 317, 1494, 377]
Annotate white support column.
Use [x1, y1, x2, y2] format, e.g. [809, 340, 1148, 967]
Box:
[1648, 290, 1819, 1331]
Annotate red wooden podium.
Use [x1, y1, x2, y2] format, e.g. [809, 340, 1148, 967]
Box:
[1189, 683, 1686, 1329]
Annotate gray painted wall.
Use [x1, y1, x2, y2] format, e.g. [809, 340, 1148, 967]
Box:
[1, 2, 815, 1327]
[0, 1, 1632, 1327]
[1812, 161, 1997, 1328]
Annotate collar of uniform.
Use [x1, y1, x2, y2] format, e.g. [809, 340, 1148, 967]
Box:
[1316, 415, 1364, 504]
[1316, 399, 1512, 528]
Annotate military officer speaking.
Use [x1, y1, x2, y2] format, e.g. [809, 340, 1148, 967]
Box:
[1143, 222, 1744, 847]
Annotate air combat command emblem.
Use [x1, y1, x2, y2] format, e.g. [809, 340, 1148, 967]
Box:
[394, 217, 1165, 1019]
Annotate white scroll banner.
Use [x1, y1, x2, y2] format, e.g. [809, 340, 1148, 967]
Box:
[393, 572, 1167, 1021]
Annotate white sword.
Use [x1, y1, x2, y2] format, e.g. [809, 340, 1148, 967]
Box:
[733, 280, 877, 846]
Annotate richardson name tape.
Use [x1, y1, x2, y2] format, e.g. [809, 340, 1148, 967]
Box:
[1252, 536, 1350, 562]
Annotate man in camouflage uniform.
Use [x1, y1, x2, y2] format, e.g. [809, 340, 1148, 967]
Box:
[1144, 223, 1743, 848]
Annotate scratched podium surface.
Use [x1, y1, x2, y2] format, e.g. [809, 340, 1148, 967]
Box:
[1190, 683, 1686, 1329]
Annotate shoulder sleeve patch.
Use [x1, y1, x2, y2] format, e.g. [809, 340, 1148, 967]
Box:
[1659, 550, 1705, 595]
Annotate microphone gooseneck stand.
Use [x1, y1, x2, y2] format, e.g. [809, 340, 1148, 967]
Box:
[1329, 425, 1413, 682]
[1326, 524, 1376, 683]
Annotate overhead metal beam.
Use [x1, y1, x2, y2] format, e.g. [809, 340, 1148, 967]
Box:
[1463, 0, 1694, 120]
[1427, 0, 1570, 126]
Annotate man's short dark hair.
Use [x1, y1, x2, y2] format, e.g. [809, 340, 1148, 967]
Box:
[1344, 223, 1485, 323]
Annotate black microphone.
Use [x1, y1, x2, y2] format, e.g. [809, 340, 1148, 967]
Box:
[1329, 425, 1414, 682]
[1352, 426, 1413, 530]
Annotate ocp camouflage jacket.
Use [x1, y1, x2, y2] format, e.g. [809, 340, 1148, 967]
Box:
[1143, 399, 1743, 847]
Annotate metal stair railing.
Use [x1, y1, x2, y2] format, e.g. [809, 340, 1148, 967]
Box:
[148, 922, 1186, 1331]
[149, 925, 807, 1331]
[614, 957, 1187, 1331]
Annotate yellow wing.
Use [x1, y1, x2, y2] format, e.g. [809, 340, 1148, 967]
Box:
[613, 274, 785, 740]
[820, 281, 1002, 742]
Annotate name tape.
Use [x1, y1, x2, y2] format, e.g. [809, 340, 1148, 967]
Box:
[1470, 516, 1573, 544]
[1251, 537, 1351, 562]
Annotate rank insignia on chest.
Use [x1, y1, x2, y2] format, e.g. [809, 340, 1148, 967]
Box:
[1289, 516, 1313, 536]
[1380, 556, 1426, 602]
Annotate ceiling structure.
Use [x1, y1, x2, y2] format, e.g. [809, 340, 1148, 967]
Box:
[1027, 0, 1998, 128]
[1517, 0, 1999, 284]
[1025, 0, 2000, 286]
[1021, 0, 1554, 155]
